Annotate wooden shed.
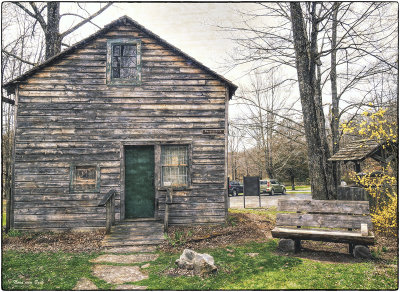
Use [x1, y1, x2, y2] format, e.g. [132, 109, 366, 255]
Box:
[3, 16, 237, 231]
[328, 139, 398, 172]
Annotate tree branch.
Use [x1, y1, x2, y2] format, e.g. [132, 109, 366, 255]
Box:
[60, 3, 112, 38]
[29, 2, 47, 31]
[2, 50, 37, 66]
[60, 12, 102, 29]
[13, 2, 36, 19]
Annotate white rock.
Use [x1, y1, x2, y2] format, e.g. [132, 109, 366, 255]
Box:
[175, 249, 217, 276]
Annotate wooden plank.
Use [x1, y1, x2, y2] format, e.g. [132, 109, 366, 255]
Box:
[14, 194, 103, 202]
[168, 216, 225, 225]
[19, 102, 225, 111]
[271, 227, 375, 245]
[19, 83, 226, 92]
[276, 213, 373, 229]
[14, 207, 108, 215]
[15, 213, 106, 221]
[277, 199, 370, 214]
[14, 220, 106, 228]
[158, 209, 226, 217]
[18, 90, 224, 98]
[14, 201, 101, 208]
[25, 78, 218, 87]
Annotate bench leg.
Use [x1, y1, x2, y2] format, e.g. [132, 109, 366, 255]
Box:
[294, 239, 301, 253]
[349, 243, 354, 254]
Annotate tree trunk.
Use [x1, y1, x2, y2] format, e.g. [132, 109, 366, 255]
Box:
[330, 3, 341, 193]
[45, 2, 61, 59]
[289, 3, 335, 200]
[291, 174, 295, 191]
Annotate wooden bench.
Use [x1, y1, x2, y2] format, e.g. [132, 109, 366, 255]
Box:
[271, 199, 375, 256]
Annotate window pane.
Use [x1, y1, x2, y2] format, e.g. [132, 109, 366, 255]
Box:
[122, 45, 136, 56]
[76, 166, 96, 180]
[110, 43, 139, 81]
[161, 146, 188, 187]
[121, 56, 136, 68]
[162, 166, 187, 186]
[162, 146, 187, 165]
[120, 68, 137, 79]
[112, 45, 120, 56]
[112, 56, 120, 67]
[112, 68, 120, 78]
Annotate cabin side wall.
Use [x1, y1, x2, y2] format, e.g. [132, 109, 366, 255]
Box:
[13, 24, 228, 230]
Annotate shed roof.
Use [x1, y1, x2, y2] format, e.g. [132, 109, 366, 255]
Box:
[3, 15, 237, 97]
[328, 139, 384, 162]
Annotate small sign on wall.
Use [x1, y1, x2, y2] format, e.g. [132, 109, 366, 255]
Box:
[202, 129, 224, 135]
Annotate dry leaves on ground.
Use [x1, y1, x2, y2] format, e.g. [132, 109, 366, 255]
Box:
[159, 212, 274, 253]
[2, 230, 105, 253]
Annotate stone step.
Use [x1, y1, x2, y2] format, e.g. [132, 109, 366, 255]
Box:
[103, 233, 164, 239]
[116, 221, 163, 226]
[102, 245, 157, 253]
[90, 254, 159, 264]
[102, 240, 164, 247]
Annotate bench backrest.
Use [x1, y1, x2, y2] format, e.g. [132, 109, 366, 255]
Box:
[276, 199, 372, 230]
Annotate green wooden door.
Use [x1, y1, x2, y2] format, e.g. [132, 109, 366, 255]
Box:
[125, 146, 155, 218]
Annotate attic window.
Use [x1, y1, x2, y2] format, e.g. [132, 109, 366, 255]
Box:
[107, 39, 142, 85]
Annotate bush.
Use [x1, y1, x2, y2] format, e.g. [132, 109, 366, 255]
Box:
[352, 168, 397, 236]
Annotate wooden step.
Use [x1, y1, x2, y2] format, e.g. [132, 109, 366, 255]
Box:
[101, 219, 165, 249]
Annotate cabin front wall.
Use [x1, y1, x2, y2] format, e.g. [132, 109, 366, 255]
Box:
[12, 24, 229, 231]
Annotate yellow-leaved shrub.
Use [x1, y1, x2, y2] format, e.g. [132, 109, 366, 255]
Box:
[341, 108, 398, 236]
[351, 169, 397, 236]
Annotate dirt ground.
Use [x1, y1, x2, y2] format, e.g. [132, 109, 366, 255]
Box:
[2, 212, 398, 266]
[159, 212, 273, 253]
[2, 229, 105, 253]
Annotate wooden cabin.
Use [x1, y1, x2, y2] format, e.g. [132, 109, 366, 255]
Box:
[3, 16, 237, 231]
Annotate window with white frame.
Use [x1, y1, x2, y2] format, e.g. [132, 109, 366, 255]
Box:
[161, 145, 188, 187]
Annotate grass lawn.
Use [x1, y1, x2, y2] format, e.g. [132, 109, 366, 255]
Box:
[2, 199, 6, 227]
[138, 241, 397, 290]
[229, 206, 281, 218]
[2, 240, 397, 290]
[286, 185, 311, 192]
[1, 251, 112, 290]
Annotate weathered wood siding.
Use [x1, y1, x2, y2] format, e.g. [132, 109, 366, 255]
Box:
[13, 24, 229, 230]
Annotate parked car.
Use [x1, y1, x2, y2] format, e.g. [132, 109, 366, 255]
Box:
[228, 181, 243, 196]
[260, 179, 286, 195]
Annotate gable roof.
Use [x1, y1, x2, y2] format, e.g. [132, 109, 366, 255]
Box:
[328, 139, 397, 162]
[3, 15, 237, 97]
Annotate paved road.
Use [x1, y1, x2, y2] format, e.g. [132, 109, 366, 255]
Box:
[229, 192, 312, 209]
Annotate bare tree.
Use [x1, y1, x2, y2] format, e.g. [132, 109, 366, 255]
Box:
[228, 126, 244, 181]
[12, 2, 112, 60]
[224, 2, 397, 199]
[289, 2, 335, 199]
[231, 69, 301, 179]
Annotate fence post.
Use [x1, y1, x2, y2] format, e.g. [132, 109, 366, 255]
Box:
[164, 188, 173, 232]
[111, 194, 115, 225]
[106, 199, 112, 234]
